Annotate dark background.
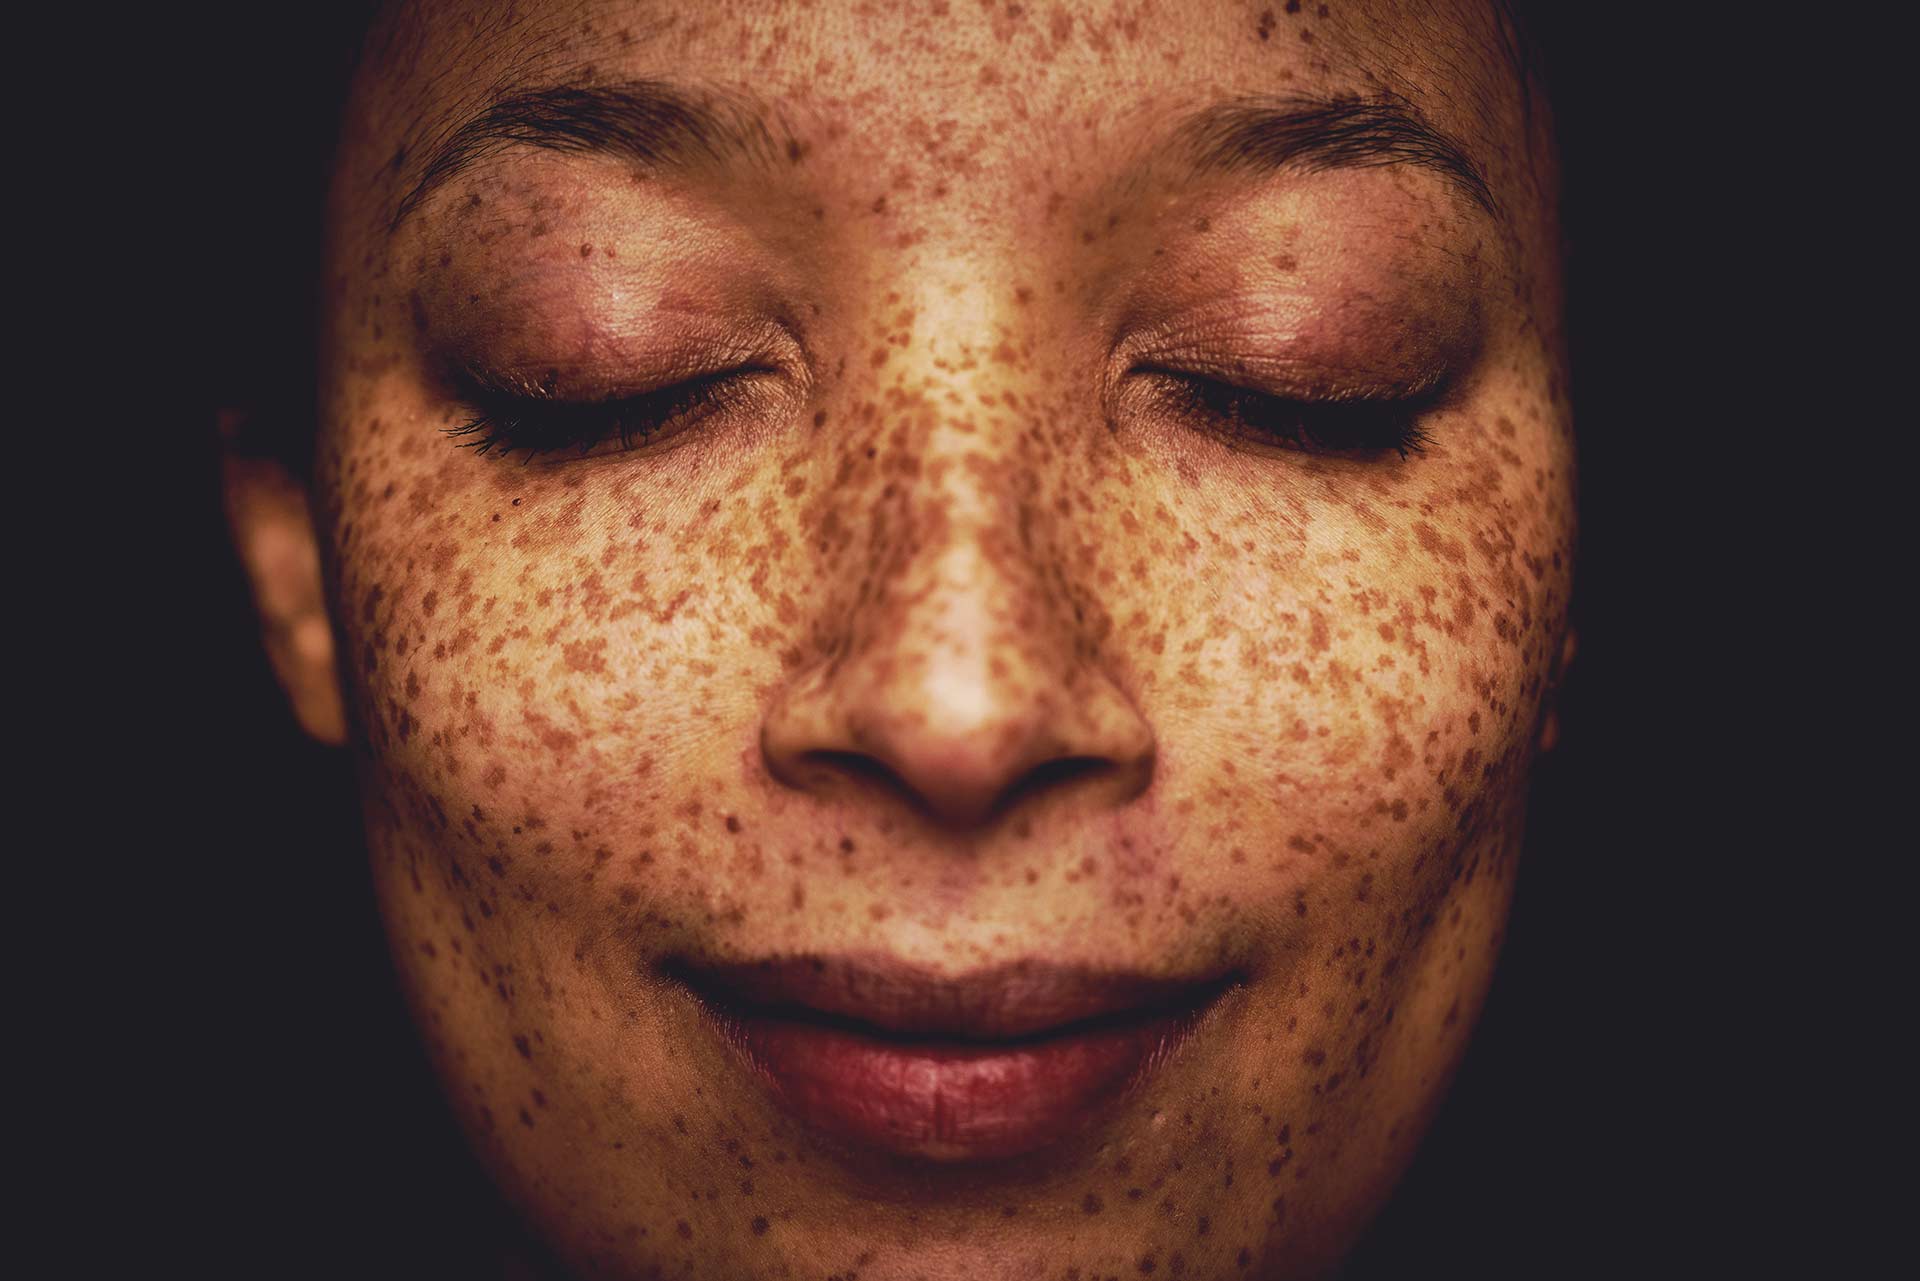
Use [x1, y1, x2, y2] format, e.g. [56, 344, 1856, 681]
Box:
[124, 5, 1775, 1276]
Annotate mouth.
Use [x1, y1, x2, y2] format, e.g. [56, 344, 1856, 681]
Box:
[664, 954, 1242, 1163]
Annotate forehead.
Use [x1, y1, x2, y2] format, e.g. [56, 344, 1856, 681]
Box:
[354, 0, 1530, 210]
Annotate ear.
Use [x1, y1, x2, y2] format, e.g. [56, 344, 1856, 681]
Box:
[219, 411, 348, 746]
[1537, 624, 1577, 753]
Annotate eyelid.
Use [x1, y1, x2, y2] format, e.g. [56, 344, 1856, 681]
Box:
[447, 365, 781, 463]
[443, 310, 813, 406]
[1109, 287, 1482, 405]
[1121, 368, 1434, 461]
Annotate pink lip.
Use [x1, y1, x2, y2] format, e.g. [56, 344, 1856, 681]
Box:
[670, 955, 1236, 1162]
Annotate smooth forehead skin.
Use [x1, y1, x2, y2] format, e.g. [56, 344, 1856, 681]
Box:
[316, 1, 1571, 1278]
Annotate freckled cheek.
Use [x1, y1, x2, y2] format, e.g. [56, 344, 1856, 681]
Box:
[332, 462, 808, 825]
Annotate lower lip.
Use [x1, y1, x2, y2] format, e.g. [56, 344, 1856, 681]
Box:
[713, 1010, 1189, 1162]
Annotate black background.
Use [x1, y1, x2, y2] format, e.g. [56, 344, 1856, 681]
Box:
[115, 4, 1778, 1276]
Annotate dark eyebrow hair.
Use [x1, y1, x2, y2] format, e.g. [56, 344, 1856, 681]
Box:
[1176, 94, 1498, 219]
[393, 80, 771, 229]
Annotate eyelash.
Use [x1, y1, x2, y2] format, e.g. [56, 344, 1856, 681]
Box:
[442, 366, 1432, 463]
[445, 370, 758, 461]
[1139, 369, 1433, 459]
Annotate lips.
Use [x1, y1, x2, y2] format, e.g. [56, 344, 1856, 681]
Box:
[667, 955, 1237, 1162]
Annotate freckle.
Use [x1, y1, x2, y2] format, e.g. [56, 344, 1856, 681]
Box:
[752, 1215, 769, 1234]
[725, 814, 742, 833]
[676, 1220, 693, 1239]
[1083, 1192, 1104, 1213]
[513, 1035, 532, 1060]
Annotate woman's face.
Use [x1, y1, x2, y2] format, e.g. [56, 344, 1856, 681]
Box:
[296, 0, 1572, 1274]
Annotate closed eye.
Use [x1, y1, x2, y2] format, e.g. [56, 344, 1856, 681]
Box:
[1134, 368, 1433, 459]
[444, 367, 768, 462]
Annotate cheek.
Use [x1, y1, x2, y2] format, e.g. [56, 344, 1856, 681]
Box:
[1118, 390, 1569, 841]
[327, 404, 821, 866]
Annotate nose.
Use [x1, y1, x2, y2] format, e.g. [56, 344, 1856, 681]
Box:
[759, 380, 1153, 831]
[762, 537, 1155, 829]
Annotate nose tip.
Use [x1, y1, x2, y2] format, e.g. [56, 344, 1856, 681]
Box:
[759, 616, 1156, 831]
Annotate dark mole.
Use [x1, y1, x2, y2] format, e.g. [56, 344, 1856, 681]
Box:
[752, 1215, 769, 1234]
[513, 1034, 532, 1060]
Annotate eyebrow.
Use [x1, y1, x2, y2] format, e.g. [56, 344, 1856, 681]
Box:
[393, 80, 771, 229]
[1174, 94, 1498, 219]
[393, 84, 1497, 233]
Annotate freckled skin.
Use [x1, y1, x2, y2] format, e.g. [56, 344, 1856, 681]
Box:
[306, 1, 1572, 1277]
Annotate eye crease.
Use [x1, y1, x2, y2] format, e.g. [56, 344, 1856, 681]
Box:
[440, 348, 1444, 465]
[1128, 366, 1437, 459]
[444, 366, 771, 462]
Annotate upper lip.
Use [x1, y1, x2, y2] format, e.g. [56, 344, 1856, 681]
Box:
[666, 953, 1240, 1041]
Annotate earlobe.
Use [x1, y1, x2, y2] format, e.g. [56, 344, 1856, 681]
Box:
[1537, 625, 1577, 753]
[219, 414, 348, 747]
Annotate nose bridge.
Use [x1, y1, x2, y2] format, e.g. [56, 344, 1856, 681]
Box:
[845, 270, 1069, 721]
[758, 262, 1153, 830]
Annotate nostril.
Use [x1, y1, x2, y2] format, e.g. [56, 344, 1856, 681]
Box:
[797, 749, 1125, 829]
[802, 749, 912, 797]
[994, 756, 1114, 816]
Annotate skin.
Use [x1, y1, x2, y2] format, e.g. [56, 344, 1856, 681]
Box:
[229, 0, 1575, 1276]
